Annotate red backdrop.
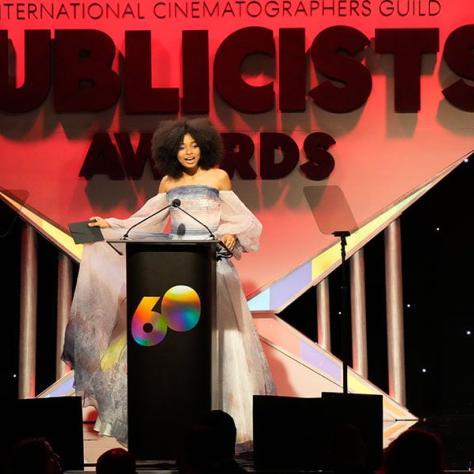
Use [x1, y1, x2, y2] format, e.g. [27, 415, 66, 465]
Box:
[1, 0, 473, 299]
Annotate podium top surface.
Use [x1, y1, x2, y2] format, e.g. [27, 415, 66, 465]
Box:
[107, 232, 219, 245]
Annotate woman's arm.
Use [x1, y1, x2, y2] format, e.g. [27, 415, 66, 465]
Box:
[217, 191, 262, 255]
[85, 192, 170, 241]
[215, 170, 237, 250]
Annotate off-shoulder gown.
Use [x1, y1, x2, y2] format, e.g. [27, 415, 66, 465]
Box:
[62, 185, 275, 445]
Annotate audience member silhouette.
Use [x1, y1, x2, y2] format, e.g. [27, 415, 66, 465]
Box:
[5, 437, 62, 474]
[96, 447, 136, 474]
[381, 428, 444, 474]
[177, 410, 247, 473]
[328, 423, 373, 474]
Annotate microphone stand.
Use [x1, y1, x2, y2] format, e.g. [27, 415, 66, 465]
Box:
[121, 202, 175, 240]
[103, 201, 176, 255]
[106, 240, 123, 256]
[332, 230, 351, 394]
[172, 206, 216, 240]
[173, 204, 233, 260]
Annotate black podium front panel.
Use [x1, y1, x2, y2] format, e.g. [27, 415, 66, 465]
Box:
[126, 241, 216, 461]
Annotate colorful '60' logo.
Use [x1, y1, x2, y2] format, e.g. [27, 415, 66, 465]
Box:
[131, 285, 201, 346]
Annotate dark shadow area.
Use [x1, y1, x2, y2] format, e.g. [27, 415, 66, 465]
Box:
[278, 286, 317, 342]
[36, 233, 60, 394]
[364, 232, 389, 394]
[0, 199, 21, 402]
[401, 154, 474, 469]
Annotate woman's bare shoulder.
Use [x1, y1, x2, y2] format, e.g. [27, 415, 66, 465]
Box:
[210, 168, 232, 190]
[158, 175, 172, 193]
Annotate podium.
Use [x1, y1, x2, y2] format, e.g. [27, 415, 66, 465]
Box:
[119, 239, 218, 461]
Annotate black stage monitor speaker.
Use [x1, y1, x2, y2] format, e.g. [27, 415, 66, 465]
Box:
[253, 393, 383, 471]
[5, 396, 84, 471]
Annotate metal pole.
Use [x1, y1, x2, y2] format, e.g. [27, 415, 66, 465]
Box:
[350, 248, 368, 378]
[316, 279, 331, 351]
[385, 219, 406, 405]
[19, 223, 37, 398]
[56, 252, 72, 379]
[333, 231, 351, 395]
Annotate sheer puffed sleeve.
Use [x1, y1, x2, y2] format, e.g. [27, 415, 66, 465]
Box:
[100, 193, 170, 240]
[217, 191, 262, 256]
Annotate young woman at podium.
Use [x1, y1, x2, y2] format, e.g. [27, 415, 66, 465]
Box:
[62, 118, 275, 449]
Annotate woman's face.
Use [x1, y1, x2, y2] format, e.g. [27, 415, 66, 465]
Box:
[177, 133, 201, 172]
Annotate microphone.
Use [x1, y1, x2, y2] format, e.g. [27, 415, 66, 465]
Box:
[172, 200, 233, 259]
[121, 199, 180, 240]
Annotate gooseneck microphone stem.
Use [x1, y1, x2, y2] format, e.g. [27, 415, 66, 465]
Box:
[172, 205, 216, 239]
[121, 200, 179, 240]
[173, 202, 234, 258]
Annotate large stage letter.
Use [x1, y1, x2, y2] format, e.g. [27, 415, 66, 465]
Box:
[442, 25, 474, 112]
[309, 26, 372, 113]
[115, 132, 162, 179]
[0, 30, 50, 113]
[80, 133, 125, 179]
[182, 30, 209, 114]
[260, 133, 299, 179]
[124, 31, 179, 114]
[375, 28, 439, 113]
[214, 27, 275, 113]
[220, 133, 257, 179]
[300, 132, 336, 181]
[279, 28, 306, 112]
[54, 30, 120, 112]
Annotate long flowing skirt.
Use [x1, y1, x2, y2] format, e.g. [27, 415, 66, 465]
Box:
[62, 241, 275, 445]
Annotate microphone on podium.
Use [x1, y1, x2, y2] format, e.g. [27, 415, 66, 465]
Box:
[171, 200, 233, 259]
[121, 199, 180, 240]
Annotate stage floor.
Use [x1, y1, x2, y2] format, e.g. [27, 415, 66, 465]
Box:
[70, 414, 474, 473]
